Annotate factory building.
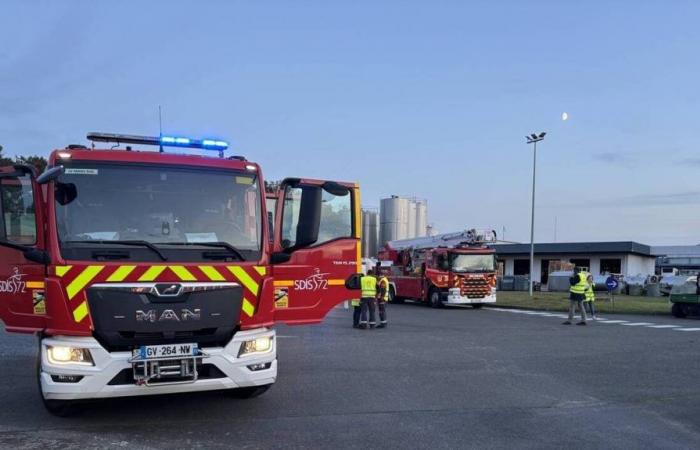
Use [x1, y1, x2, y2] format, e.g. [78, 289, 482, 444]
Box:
[652, 245, 700, 275]
[492, 241, 656, 285]
[379, 196, 428, 247]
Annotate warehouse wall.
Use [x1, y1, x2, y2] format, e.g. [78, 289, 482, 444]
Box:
[500, 253, 657, 283]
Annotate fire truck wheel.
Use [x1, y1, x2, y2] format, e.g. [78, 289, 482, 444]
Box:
[672, 303, 687, 318]
[428, 288, 443, 308]
[389, 287, 403, 304]
[472, 304, 483, 309]
[228, 384, 272, 399]
[36, 346, 81, 417]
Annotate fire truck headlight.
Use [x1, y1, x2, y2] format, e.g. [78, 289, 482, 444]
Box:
[47, 345, 94, 366]
[238, 337, 273, 357]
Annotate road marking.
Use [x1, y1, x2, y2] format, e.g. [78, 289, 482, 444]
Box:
[489, 308, 700, 333]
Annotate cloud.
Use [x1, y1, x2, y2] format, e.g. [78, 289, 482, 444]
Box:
[590, 151, 637, 165]
[545, 190, 700, 209]
[675, 157, 700, 167]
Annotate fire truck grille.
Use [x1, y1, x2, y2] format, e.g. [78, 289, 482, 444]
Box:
[461, 278, 491, 298]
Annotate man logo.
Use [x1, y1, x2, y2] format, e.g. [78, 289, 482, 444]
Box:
[154, 283, 183, 297]
[136, 308, 201, 322]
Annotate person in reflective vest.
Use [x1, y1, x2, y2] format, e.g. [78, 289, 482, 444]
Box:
[359, 269, 378, 329]
[376, 274, 390, 328]
[583, 274, 596, 319]
[563, 267, 588, 325]
[351, 298, 361, 328]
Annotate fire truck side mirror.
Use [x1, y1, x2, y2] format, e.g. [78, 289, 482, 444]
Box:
[36, 165, 64, 184]
[344, 273, 362, 290]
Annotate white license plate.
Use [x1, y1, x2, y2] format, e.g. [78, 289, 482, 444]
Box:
[133, 343, 198, 360]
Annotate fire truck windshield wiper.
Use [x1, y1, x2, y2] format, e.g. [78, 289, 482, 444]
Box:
[155, 242, 245, 261]
[63, 240, 168, 261]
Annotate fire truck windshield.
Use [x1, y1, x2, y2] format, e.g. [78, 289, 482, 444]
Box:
[450, 253, 495, 273]
[54, 162, 262, 261]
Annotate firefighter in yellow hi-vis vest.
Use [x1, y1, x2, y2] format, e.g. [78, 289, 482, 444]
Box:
[564, 267, 588, 325]
[359, 269, 378, 329]
[583, 274, 597, 319]
[376, 273, 390, 328]
[351, 298, 361, 328]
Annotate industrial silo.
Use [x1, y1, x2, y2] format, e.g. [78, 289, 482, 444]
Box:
[380, 196, 411, 246]
[361, 209, 379, 258]
[407, 201, 417, 238]
[414, 199, 427, 237]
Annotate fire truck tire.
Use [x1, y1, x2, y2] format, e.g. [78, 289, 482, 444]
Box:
[36, 348, 81, 417]
[472, 304, 483, 309]
[672, 303, 687, 318]
[228, 384, 272, 399]
[428, 288, 443, 308]
[389, 287, 403, 304]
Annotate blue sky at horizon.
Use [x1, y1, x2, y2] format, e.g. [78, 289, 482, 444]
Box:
[2, 0, 699, 245]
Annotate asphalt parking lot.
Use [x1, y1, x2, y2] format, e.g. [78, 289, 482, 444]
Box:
[2, 303, 700, 449]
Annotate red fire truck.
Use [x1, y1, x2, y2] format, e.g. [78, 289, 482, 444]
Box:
[0, 132, 362, 414]
[378, 229, 498, 308]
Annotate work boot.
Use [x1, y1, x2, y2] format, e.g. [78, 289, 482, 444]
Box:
[377, 323, 386, 329]
[352, 324, 359, 329]
[562, 321, 572, 325]
[576, 321, 587, 326]
[359, 324, 367, 330]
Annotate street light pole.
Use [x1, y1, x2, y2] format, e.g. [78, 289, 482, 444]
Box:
[526, 132, 546, 297]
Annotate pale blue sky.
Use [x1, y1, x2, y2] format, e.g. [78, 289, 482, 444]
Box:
[2, 0, 699, 244]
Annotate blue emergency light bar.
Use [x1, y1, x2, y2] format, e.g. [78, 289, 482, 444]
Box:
[86, 132, 229, 153]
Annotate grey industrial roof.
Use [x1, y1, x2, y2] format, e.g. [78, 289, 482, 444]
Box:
[651, 245, 700, 257]
[490, 241, 652, 257]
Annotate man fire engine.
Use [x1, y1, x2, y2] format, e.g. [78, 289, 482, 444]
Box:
[378, 229, 498, 308]
[0, 132, 361, 415]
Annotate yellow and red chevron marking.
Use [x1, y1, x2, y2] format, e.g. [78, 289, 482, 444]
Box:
[52, 264, 267, 323]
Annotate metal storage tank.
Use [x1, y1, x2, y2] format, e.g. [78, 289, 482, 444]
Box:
[407, 201, 417, 238]
[380, 196, 411, 245]
[361, 209, 379, 258]
[414, 199, 427, 237]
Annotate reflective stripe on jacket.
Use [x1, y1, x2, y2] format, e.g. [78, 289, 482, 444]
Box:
[570, 272, 588, 294]
[351, 299, 360, 307]
[361, 275, 377, 298]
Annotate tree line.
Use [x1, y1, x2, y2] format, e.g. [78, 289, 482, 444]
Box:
[0, 145, 48, 173]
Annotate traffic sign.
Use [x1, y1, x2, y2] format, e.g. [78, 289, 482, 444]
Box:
[606, 276, 619, 291]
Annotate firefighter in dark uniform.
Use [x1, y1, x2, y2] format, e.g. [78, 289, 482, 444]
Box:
[359, 269, 378, 329]
[376, 272, 390, 328]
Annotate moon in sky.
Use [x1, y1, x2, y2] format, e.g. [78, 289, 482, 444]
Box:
[561, 112, 569, 121]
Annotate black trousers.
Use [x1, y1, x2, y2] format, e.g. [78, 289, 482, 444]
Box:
[360, 297, 376, 326]
[377, 300, 387, 324]
[353, 306, 361, 327]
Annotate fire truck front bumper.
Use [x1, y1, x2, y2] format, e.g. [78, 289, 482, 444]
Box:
[444, 288, 497, 305]
[39, 328, 277, 401]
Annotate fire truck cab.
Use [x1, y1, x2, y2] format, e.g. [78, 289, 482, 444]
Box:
[379, 229, 498, 308]
[0, 133, 362, 414]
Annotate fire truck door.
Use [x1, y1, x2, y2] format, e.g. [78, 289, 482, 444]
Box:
[0, 167, 48, 333]
[271, 178, 361, 325]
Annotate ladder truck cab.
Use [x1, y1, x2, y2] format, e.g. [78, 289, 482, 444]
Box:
[378, 229, 498, 308]
[0, 133, 362, 415]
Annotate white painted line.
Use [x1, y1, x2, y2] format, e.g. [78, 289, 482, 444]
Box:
[673, 328, 700, 332]
[599, 320, 629, 324]
[647, 325, 681, 329]
[621, 322, 654, 326]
